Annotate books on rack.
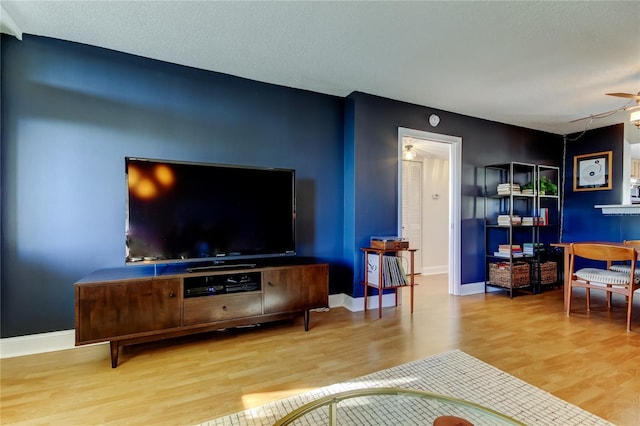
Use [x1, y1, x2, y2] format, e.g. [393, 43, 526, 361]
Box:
[523, 243, 534, 256]
[498, 244, 521, 253]
[493, 251, 525, 258]
[497, 215, 521, 226]
[367, 254, 408, 287]
[539, 208, 549, 226]
[521, 216, 534, 226]
[494, 244, 524, 258]
[522, 242, 545, 256]
[497, 183, 521, 195]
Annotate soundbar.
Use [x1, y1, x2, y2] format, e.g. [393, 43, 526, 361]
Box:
[186, 263, 257, 273]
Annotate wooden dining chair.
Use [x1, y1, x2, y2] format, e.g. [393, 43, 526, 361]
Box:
[623, 240, 640, 251]
[609, 240, 640, 277]
[567, 243, 639, 332]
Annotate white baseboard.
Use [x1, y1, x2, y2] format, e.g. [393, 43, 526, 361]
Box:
[457, 281, 485, 295]
[0, 329, 81, 359]
[328, 293, 346, 309]
[336, 292, 399, 312]
[457, 281, 499, 295]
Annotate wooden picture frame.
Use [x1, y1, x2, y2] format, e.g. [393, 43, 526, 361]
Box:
[573, 151, 612, 191]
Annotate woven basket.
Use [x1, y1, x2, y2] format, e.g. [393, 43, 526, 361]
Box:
[539, 261, 557, 284]
[489, 262, 530, 288]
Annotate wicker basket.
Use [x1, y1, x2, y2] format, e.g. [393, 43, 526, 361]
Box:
[489, 262, 530, 288]
[538, 261, 557, 284]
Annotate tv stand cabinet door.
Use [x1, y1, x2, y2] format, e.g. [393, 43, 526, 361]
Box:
[75, 278, 181, 344]
[304, 263, 329, 308]
[263, 264, 328, 314]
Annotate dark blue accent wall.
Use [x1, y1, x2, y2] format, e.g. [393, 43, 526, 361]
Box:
[563, 124, 640, 243]
[343, 92, 565, 297]
[1, 35, 345, 337]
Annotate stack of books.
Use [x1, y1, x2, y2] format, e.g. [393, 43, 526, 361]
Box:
[494, 244, 524, 258]
[522, 216, 534, 226]
[523, 242, 545, 256]
[523, 243, 534, 256]
[497, 215, 521, 226]
[521, 188, 535, 195]
[497, 183, 521, 195]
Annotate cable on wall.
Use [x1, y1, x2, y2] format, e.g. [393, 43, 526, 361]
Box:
[559, 136, 568, 242]
[559, 120, 592, 243]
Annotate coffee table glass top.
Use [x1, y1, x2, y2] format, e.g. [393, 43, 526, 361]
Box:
[274, 387, 525, 425]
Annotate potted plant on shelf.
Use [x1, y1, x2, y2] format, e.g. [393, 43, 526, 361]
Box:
[540, 176, 557, 195]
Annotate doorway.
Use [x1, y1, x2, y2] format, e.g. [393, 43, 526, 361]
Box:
[397, 127, 462, 295]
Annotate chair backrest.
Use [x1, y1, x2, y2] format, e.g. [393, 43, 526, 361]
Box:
[623, 240, 640, 248]
[570, 243, 637, 264]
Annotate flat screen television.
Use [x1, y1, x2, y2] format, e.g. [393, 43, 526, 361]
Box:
[125, 157, 296, 266]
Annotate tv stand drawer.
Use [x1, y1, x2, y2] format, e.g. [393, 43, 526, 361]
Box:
[183, 292, 262, 325]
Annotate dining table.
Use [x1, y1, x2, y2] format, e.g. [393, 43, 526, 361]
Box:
[551, 241, 640, 310]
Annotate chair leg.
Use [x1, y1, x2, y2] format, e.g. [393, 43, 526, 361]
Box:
[566, 285, 572, 317]
[586, 287, 591, 311]
[626, 290, 634, 332]
[607, 285, 612, 308]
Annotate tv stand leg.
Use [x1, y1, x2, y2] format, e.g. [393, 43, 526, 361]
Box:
[110, 340, 119, 368]
[304, 310, 310, 331]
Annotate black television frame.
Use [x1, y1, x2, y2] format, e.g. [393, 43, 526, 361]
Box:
[125, 157, 296, 267]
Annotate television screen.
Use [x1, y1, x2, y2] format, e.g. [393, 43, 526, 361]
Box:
[125, 157, 296, 265]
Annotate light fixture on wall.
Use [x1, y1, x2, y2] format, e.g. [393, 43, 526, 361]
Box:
[631, 110, 640, 128]
[403, 144, 417, 160]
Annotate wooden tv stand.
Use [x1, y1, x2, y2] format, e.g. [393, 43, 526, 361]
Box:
[74, 262, 329, 368]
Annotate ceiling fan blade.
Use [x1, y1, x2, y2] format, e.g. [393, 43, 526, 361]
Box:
[606, 92, 640, 101]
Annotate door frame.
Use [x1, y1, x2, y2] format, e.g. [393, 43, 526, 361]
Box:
[397, 127, 462, 295]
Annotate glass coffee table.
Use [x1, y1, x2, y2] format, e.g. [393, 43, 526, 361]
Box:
[273, 387, 525, 425]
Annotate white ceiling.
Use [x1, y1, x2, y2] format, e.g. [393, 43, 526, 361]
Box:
[2, 1, 639, 143]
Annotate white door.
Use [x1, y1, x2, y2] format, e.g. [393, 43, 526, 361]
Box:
[402, 159, 423, 274]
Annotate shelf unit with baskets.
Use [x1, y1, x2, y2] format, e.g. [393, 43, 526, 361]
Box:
[484, 162, 561, 297]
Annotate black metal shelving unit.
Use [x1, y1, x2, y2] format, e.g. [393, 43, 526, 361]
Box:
[484, 162, 561, 297]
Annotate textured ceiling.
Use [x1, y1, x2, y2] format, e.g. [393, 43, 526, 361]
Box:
[2, 1, 640, 143]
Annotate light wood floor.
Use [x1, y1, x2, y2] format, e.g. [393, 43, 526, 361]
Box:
[2, 275, 639, 425]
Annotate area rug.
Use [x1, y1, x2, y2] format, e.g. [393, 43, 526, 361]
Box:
[197, 349, 611, 426]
